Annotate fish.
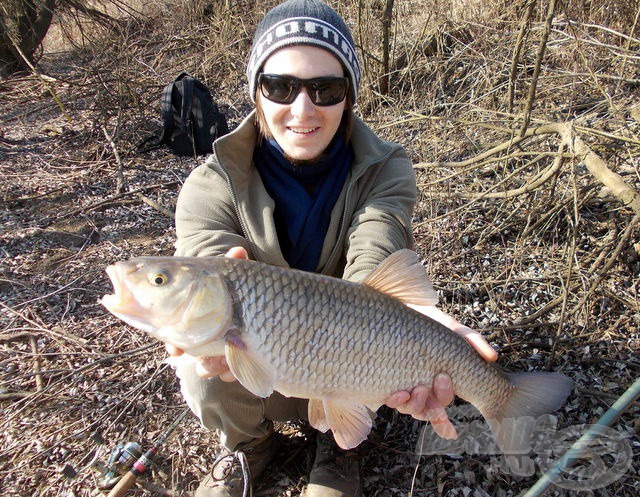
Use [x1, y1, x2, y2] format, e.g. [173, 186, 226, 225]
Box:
[101, 249, 572, 456]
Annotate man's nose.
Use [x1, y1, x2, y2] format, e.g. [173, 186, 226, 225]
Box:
[289, 88, 316, 117]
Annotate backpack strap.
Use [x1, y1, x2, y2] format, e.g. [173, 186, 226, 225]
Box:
[179, 75, 197, 155]
[159, 79, 177, 141]
[135, 76, 181, 153]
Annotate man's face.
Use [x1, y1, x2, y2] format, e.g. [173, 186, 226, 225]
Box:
[258, 45, 346, 162]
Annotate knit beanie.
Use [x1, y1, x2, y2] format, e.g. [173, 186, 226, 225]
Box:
[247, 0, 361, 103]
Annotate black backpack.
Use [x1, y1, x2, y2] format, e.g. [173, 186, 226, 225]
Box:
[139, 72, 229, 156]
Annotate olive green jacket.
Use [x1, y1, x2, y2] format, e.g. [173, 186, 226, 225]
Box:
[174, 111, 416, 282]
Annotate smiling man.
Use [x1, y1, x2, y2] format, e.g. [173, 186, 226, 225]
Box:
[171, 1, 496, 496]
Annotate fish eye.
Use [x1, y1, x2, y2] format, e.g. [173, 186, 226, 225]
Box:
[150, 272, 169, 286]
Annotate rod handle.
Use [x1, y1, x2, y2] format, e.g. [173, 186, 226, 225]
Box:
[106, 471, 137, 497]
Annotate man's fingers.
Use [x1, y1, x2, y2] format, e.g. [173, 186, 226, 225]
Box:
[399, 385, 429, 415]
[427, 407, 458, 440]
[433, 373, 454, 407]
[194, 356, 233, 380]
[462, 331, 498, 362]
[219, 370, 237, 382]
[165, 343, 183, 356]
[385, 391, 411, 409]
[225, 247, 249, 259]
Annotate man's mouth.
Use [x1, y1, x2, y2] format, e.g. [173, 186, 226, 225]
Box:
[289, 127, 319, 134]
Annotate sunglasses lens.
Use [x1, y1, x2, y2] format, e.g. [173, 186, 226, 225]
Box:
[260, 75, 347, 106]
[260, 75, 297, 104]
[308, 79, 348, 106]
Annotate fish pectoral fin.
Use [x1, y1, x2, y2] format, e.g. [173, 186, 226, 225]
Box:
[363, 249, 438, 306]
[323, 399, 373, 450]
[308, 399, 330, 433]
[224, 337, 276, 398]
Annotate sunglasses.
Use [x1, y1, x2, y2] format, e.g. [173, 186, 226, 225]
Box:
[258, 73, 349, 107]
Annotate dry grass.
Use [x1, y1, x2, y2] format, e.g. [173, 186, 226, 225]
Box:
[1, 1, 639, 496]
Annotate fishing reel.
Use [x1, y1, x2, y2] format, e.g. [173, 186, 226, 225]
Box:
[97, 441, 143, 490]
[61, 409, 189, 493]
[60, 436, 141, 490]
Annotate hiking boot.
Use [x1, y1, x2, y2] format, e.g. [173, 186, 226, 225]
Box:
[302, 432, 363, 497]
[195, 432, 280, 497]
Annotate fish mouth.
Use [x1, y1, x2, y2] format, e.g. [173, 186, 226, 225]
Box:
[101, 263, 129, 310]
[100, 262, 145, 317]
[101, 262, 159, 335]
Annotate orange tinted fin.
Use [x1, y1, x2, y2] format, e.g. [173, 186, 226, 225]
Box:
[224, 335, 277, 398]
[308, 399, 330, 433]
[363, 249, 438, 306]
[322, 399, 373, 449]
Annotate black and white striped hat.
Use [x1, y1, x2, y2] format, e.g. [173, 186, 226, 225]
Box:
[247, 0, 361, 103]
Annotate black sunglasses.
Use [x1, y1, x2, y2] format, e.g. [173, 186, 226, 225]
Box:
[258, 73, 349, 107]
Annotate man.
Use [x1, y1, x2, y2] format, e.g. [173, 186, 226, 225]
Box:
[170, 1, 497, 495]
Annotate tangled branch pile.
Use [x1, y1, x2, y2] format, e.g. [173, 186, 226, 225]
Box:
[1, 1, 638, 496]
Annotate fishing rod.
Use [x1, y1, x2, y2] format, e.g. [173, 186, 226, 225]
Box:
[106, 407, 190, 497]
[520, 377, 640, 497]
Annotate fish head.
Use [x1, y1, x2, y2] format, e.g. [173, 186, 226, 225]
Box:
[101, 258, 232, 353]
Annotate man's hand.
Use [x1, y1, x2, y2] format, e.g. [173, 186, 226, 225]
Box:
[385, 305, 498, 439]
[164, 246, 250, 381]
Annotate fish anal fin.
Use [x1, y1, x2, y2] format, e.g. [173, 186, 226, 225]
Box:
[323, 399, 373, 450]
[224, 336, 276, 398]
[308, 399, 330, 433]
[363, 249, 438, 306]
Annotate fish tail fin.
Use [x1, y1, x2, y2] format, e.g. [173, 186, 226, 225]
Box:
[482, 372, 572, 464]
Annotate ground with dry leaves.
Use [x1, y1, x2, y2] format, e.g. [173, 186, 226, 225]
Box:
[1, 1, 639, 496]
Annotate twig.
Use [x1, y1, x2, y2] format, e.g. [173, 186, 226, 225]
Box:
[0, 332, 37, 343]
[0, 391, 33, 401]
[479, 139, 567, 199]
[566, 20, 640, 45]
[547, 170, 579, 370]
[580, 388, 640, 406]
[2, 26, 72, 122]
[59, 181, 179, 220]
[571, 212, 640, 313]
[508, 0, 536, 113]
[29, 335, 44, 391]
[519, 0, 556, 137]
[136, 193, 174, 218]
[417, 122, 640, 216]
[568, 128, 640, 215]
[615, 7, 640, 95]
[0, 301, 88, 346]
[102, 125, 125, 195]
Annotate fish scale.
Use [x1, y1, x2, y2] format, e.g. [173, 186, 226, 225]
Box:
[102, 249, 573, 455]
[217, 257, 504, 406]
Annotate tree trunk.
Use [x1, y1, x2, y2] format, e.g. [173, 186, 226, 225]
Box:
[0, 0, 56, 77]
[379, 0, 394, 95]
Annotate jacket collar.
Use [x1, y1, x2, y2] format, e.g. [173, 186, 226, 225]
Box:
[213, 109, 397, 180]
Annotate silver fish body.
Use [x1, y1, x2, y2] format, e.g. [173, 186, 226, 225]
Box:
[102, 250, 572, 453]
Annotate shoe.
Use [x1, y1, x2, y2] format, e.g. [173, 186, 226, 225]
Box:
[302, 432, 363, 497]
[195, 432, 280, 497]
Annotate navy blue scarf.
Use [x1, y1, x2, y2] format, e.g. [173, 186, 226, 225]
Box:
[254, 136, 352, 271]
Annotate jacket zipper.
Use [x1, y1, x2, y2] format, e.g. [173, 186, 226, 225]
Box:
[212, 158, 259, 260]
[321, 148, 397, 275]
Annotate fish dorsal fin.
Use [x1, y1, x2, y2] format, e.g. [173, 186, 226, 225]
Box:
[224, 335, 277, 398]
[363, 250, 438, 306]
[322, 399, 373, 450]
